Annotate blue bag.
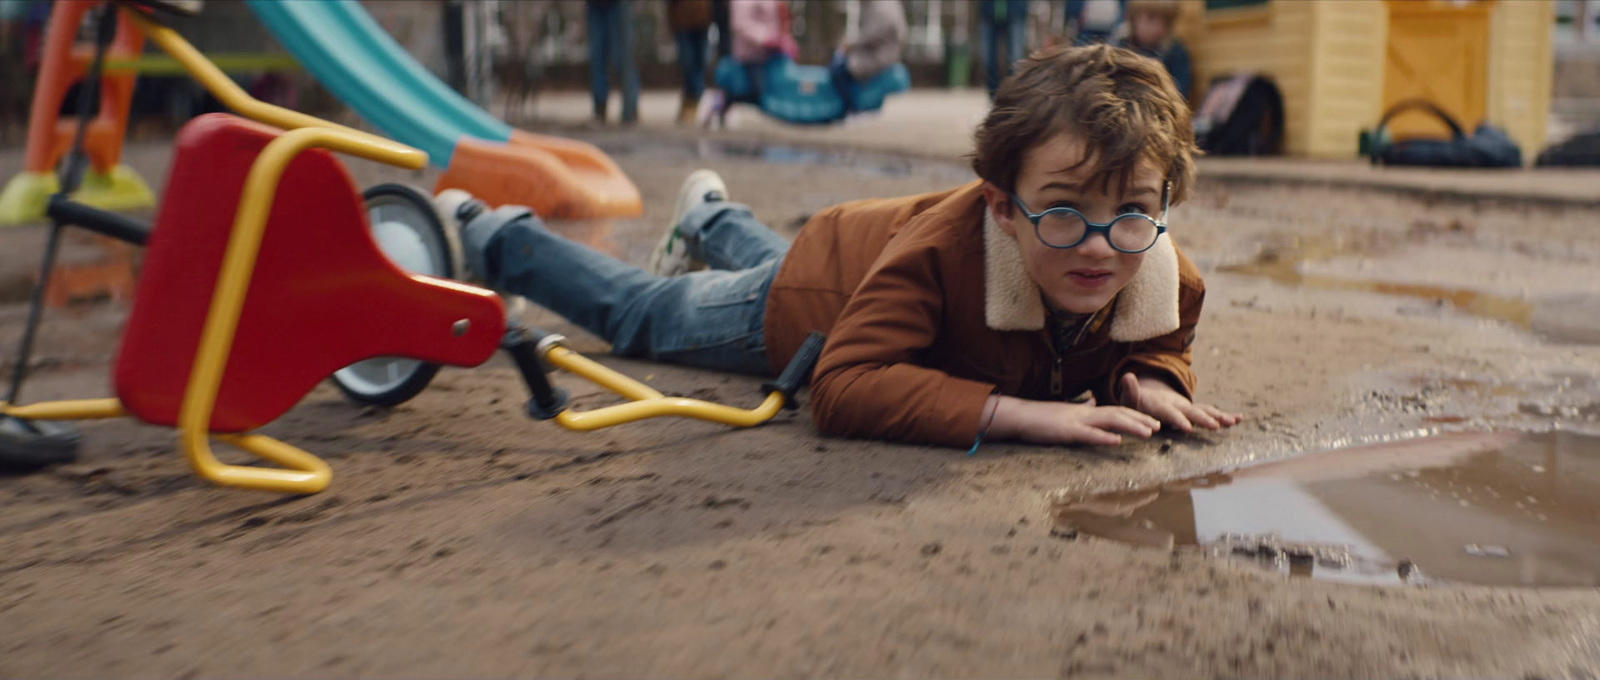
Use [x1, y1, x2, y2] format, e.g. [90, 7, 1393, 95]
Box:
[1368, 99, 1522, 168]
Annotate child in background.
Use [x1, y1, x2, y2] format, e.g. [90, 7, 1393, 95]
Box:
[436, 44, 1240, 449]
[715, 0, 797, 115]
[1117, 0, 1192, 102]
[834, 0, 907, 86]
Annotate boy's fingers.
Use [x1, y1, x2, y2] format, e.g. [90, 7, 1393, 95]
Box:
[1109, 412, 1157, 438]
[1201, 404, 1242, 427]
[1095, 406, 1160, 432]
[1070, 425, 1122, 446]
[1155, 402, 1194, 433]
[1182, 403, 1223, 430]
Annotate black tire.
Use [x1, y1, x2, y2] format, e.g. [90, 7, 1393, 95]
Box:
[330, 184, 461, 408]
[0, 417, 81, 471]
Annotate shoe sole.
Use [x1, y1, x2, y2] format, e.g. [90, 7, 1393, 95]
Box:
[670, 169, 727, 228]
[652, 170, 727, 276]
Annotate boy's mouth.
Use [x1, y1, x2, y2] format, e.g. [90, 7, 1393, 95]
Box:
[1067, 268, 1115, 288]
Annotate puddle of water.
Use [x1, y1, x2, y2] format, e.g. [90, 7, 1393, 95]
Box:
[1221, 258, 1535, 328]
[1053, 431, 1600, 588]
[597, 137, 976, 182]
[1222, 253, 1600, 344]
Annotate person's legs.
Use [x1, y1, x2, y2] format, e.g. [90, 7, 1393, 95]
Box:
[745, 60, 768, 103]
[676, 201, 790, 272]
[712, 0, 731, 59]
[674, 29, 708, 124]
[829, 52, 856, 107]
[472, 207, 776, 375]
[586, 2, 611, 120]
[979, 0, 999, 98]
[675, 31, 696, 100]
[684, 29, 709, 102]
[1006, 0, 1028, 66]
[613, 0, 639, 124]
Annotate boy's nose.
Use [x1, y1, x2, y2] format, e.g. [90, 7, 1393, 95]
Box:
[1075, 231, 1118, 259]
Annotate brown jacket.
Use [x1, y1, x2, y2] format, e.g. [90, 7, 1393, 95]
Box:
[763, 181, 1204, 448]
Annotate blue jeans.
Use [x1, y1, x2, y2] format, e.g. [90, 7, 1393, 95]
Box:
[675, 29, 709, 101]
[469, 202, 789, 375]
[980, 0, 1028, 98]
[586, 0, 639, 122]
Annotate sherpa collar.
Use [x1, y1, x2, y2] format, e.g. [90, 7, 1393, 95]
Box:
[982, 208, 1180, 342]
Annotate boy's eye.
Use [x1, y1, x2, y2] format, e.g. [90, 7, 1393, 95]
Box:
[1118, 203, 1150, 216]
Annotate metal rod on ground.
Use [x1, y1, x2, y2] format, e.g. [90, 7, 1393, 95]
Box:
[5, 5, 119, 406]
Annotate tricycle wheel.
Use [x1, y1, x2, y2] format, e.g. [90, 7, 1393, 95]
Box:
[330, 183, 462, 408]
[0, 416, 80, 471]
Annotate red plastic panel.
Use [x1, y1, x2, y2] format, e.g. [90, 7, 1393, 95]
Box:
[115, 114, 505, 432]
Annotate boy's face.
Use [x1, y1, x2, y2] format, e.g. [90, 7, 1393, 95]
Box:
[1131, 14, 1169, 48]
[983, 132, 1165, 315]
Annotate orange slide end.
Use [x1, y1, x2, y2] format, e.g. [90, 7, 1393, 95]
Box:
[434, 132, 643, 222]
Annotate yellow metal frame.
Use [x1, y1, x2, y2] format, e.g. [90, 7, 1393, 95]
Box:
[543, 347, 786, 431]
[173, 126, 422, 494]
[0, 6, 426, 495]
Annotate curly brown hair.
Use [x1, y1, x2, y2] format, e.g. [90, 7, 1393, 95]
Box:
[971, 43, 1198, 204]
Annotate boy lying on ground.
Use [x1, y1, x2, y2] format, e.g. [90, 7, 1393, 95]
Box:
[434, 43, 1241, 451]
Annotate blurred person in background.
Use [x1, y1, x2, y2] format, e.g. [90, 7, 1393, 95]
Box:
[1068, 0, 1125, 46]
[1117, 0, 1191, 101]
[705, 0, 797, 124]
[669, 0, 714, 126]
[0, 0, 36, 140]
[833, 0, 907, 91]
[712, 0, 732, 60]
[585, 0, 639, 126]
[979, 0, 1028, 99]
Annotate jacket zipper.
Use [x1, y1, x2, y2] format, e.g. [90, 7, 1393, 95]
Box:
[1047, 310, 1100, 399]
[1051, 353, 1063, 397]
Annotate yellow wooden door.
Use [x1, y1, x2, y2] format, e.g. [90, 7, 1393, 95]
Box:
[1382, 0, 1492, 141]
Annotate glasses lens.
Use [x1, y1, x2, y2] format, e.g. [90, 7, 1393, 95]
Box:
[1036, 210, 1087, 248]
[1109, 214, 1160, 252]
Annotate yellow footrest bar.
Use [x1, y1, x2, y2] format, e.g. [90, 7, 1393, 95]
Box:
[554, 392, 786, 431]
[543, 346, 788, 430]
[0, 398, 126, 420]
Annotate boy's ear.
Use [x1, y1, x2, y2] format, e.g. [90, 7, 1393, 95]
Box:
[980, 182, 1018, 237]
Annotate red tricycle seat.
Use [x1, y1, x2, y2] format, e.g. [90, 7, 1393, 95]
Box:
[114, 114, 506, 432]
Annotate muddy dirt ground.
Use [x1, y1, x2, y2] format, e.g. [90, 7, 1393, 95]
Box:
[2, 129, 1599, 678]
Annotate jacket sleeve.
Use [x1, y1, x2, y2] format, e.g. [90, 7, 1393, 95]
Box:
[809, 237, 998, 448]
[1111, 277, 1203, 402]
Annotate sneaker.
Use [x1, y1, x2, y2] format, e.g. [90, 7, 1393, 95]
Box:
[648, 169, 728, 276]
[432, 188, 486, 280]
[433, 188, 529, 318]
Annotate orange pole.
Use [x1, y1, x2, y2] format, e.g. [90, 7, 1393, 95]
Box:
[21, 1, 144, 176]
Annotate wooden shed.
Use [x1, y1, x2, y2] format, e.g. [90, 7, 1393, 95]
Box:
[1176, 0, 1555, 161]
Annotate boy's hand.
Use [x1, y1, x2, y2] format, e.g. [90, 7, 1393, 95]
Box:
[1119, 373, 1243, 434]
[986, 395, 1160, 447]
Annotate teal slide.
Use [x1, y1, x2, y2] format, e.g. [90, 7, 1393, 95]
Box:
[244, 0, 512, 167]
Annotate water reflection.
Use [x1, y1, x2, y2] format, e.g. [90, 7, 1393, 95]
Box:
[1054, 431, 1600, 588]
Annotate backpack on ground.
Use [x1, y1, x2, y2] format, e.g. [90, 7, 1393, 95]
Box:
[1193, 73, 1285, 156]
[1363, 99, 1522, 168]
